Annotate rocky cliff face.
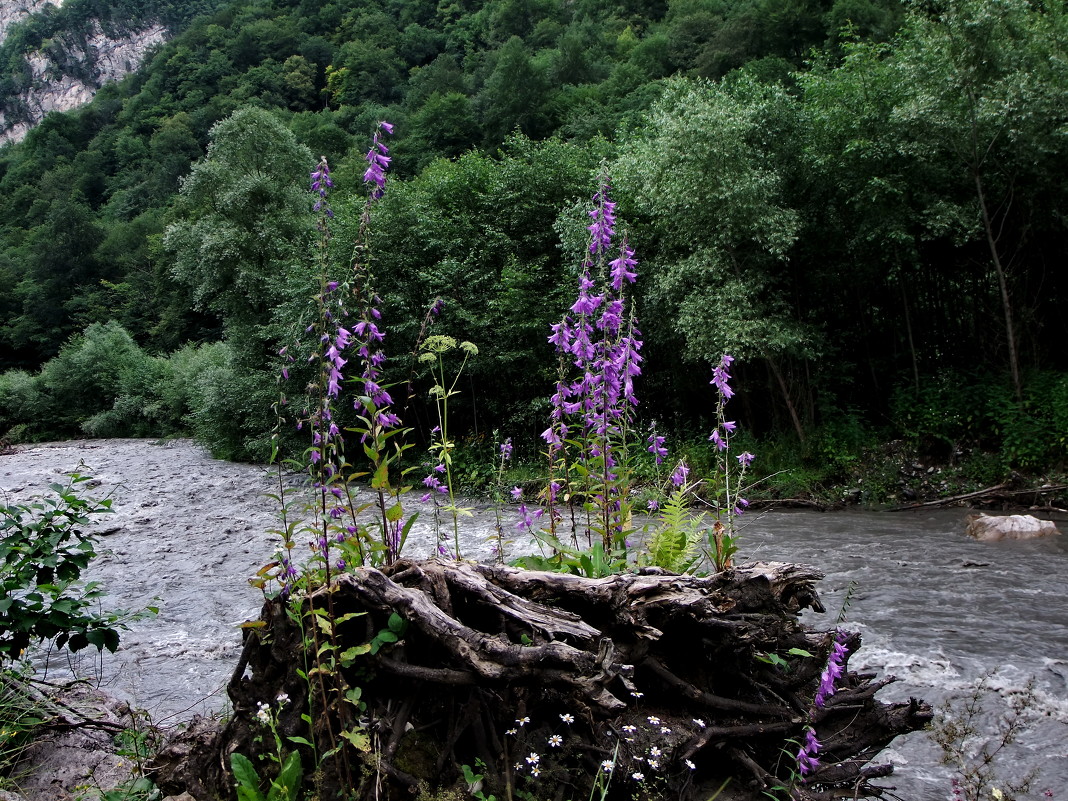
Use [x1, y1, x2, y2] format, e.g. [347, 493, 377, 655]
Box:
[0, 0, 168, 143]
[0, 0, 60, 42]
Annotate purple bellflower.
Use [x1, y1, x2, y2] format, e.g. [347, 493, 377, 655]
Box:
[797, 629, 852, 782]
[363, 122, 393, 198]
[796, 726, 822, 777]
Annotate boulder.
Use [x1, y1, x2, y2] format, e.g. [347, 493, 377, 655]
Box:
[965, 513, 1061, 541]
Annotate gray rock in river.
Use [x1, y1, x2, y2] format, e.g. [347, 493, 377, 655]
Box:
[965, 512, 1061, 541]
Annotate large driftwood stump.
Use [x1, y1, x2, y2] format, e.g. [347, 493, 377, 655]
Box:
[164, 559, 930, 800]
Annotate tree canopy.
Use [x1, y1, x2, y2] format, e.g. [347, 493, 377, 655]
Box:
[0, 0, 1065, 471]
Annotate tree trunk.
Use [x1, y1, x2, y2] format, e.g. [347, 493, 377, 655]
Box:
[766, 356, 806, 443]
[974, 166, 1022, 401]
[157, 559, 931, 801]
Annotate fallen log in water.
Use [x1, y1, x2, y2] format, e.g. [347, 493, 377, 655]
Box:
[153, 558, 930, 801]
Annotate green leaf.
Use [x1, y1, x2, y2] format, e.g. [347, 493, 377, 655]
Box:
[371, 462, 389, 490]
[339, 643, 372, 665]
[230, 753, 266, 801]
[267, 750, 303, 801]
[339, 728, 371, 751]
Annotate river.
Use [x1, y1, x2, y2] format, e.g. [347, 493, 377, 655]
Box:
[2, 439, 1065, 798]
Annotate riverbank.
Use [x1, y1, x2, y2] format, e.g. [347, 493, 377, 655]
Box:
[720, 437, 1068, 512]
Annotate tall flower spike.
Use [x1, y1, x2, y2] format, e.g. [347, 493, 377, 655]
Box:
[796, 726, 822, 778]
[363, 121, 393, 198]
[711, 353, 734, 400]
[814, 629, 851, 708]
[311, 156, 334, 216]
[609, 238, 638, 292]
[587, 177, 616, 256]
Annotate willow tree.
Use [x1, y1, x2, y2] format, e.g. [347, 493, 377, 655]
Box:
[614, 75, 813, 440]
[164, 106, 314, 459]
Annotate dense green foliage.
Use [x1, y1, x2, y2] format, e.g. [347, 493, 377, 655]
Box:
[0, 472, 141, 661]
[0, 0, 1064, 484]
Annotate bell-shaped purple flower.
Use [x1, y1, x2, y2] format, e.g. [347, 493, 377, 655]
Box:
[362, 121, 394, 199]
[796, 726, 821, 778]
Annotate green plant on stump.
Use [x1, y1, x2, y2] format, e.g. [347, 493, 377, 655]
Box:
[231, 751, 303, 801]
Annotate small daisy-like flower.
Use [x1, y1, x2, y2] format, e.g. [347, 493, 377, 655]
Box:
[661, 726, 672, 734]
[505, 728, 518, 736]
[514, 762, 523, 772]
[622, 725, 637, 733]
[548, 735, 563, 747]
[531, 766, 541, 777]
[630, 691, 644, 698]
[560, 713, 574, 724]
[632, 772, 645, 782]
[649, 747, 661, 757]
[517, 717, 530, 727]
[632, 755, 644, 762]
[647, 716, 660, 725]
[692, 718, 706, 728]
[601, 760, 614, 773]
[526, 752, 540, 765]
[648, 759, 659, 770]
[685, 759, 696, 770]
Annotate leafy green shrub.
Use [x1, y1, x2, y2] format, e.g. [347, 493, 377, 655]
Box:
[0, 473, 141, 662]
[83, 355, 176, 438]
[1049, 374, 1068, 461]
[891, 369, 1068, 471]
[988, 371, 1068, 470]
[1, 332, 248, 443]
[811, 410, 872, 480]
[186, 343, 276, 462]
[36, 321, 150, 438]
[0, 370, 40, 439]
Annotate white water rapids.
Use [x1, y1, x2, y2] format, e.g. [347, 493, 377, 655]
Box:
[2, 439, 1065, 798]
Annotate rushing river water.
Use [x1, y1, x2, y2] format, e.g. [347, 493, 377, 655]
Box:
[3, 440, 1066, 798]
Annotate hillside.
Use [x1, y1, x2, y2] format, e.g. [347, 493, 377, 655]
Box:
[0, 0, 1065, 486]
[0, 0, 232, 141]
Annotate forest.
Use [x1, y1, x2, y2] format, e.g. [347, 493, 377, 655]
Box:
[0, 0, 1065, 499]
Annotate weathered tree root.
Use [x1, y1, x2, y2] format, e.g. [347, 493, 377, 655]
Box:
[155, 558, 931, 800]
